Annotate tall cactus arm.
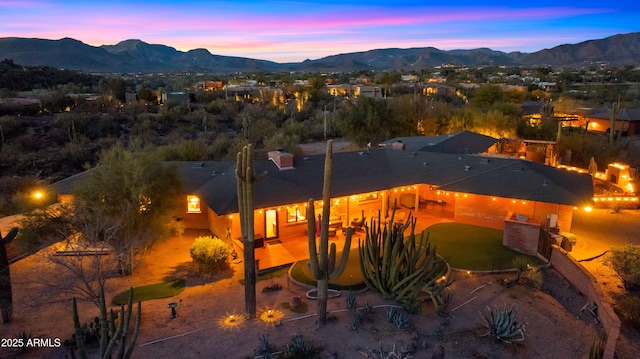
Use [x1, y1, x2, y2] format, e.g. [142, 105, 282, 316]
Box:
[116, 288, 134, 359]
[72, 298, 88, 359]
[102, 306, 124, 359]
[328, 227, 353, 280]
[123, 301, 142, 359]
[1, 228, 18, 244]
[307, 198, 321, 279]
[99, 287, 108, 358]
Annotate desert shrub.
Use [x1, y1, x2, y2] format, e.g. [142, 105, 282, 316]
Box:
[189, 236, 229, 272]
[604, 244, 640, 290]
[16, 206, 72, 252]
[284, 334, 321, 359]
[588, 331, 607, 359]
[614, 295, 640, 326]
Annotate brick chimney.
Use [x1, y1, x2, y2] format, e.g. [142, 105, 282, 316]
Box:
[392, 140, 405, 150]
[268, 150, 294, 170]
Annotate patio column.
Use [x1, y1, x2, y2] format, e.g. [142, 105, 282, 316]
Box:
[346, 196, 350, 225]
[414, 185, 420, 212]
[381, 191, 387, 217]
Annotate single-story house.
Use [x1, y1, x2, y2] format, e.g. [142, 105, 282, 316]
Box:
[584, 107, 640, 136]
[51, 131, 594, 262]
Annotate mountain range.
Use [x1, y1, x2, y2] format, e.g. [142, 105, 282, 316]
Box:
[1, 32, 639, 74]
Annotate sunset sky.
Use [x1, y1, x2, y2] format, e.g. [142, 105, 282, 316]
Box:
[1, 0, 638, 63]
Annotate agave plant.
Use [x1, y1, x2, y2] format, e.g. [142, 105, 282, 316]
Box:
[284, 334, 315, 358]
[480, 304, 526, 343]
[346, 293, 357, 310]
[350, 312, 362, 331]
[256, 334, 276, 359]
[385, 307, 398, 322]
[362, 301, 373, 315]
[393, 312, 409, 330]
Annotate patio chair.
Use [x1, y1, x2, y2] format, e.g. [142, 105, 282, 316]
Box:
[350, 216, 365, 231]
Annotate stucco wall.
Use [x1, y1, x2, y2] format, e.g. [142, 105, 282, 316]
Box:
[208, 209, 232, 240]
[550, 246, 620, 359]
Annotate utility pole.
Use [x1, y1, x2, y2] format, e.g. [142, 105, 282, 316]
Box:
[609, 101, 619, 143]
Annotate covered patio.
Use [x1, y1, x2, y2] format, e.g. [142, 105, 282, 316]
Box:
[239, 205, 455, 272]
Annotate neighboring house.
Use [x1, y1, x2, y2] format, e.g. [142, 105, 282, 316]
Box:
[584, 107, 640, 136]
[51, 131, 594, 262]
[418, 83, 456, 96]
[354, 85, 383, 99]
[161, 92, 190, 105]
[194, 81, 224, 91]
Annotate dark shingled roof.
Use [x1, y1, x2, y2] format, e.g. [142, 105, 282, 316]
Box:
[380, 131, 497, 155]
[587, 108, 640, 121]
[51, 138, 594, 215]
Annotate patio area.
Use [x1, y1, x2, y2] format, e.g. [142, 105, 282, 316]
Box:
[244, 208, 455, 272]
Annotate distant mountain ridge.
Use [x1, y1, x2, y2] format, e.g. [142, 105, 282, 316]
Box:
[1, 32, 639, 73]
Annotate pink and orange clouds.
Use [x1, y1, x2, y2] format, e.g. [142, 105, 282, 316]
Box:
[0, 1, 637, 62]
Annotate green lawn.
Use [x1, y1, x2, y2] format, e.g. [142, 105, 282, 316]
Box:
[422, 222, 544, 271]
[112, 279, 185, 305]
[289, 249, 366, 291]
[289, 222, 544, 287]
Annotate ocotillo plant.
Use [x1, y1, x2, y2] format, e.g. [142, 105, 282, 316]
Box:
[0, 227, 18, 323]
[236, 144, 267, 318]
[307, 140, 352, 325]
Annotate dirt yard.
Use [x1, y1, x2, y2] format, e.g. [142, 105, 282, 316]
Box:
[1, 231, 612, 359]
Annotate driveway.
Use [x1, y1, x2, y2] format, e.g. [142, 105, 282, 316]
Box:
[569, 208, 640, 260]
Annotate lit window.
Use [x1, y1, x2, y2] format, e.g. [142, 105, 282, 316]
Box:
[138, 195, 151, 213]
[287, 206, 306, 223]
[187, 195, 201, 213]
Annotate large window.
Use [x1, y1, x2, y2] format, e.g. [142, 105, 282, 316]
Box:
[187, 195, 201, 213]
[286, 205, 306, 223]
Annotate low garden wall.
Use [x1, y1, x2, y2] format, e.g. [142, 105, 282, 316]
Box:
[549, 245, 620, 359]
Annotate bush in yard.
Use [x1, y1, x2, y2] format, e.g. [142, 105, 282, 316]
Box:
[604, 244, 640, 291]
[614, 295, 640, 327]
[189, 236, 229, 272]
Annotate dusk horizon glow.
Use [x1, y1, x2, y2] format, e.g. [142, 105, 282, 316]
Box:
[1, 0, 638, 63]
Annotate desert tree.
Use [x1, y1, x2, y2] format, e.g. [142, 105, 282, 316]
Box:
[47, 203, 121, 306]
[72, 143, 182, 276]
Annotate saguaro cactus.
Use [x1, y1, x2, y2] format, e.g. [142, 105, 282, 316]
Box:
[236, 144, 267, 318]
[307, 140, 352, 325]
[0, 227, 18, 323]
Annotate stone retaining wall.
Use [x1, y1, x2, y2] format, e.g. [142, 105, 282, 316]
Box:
[550, 245, 620, 359]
